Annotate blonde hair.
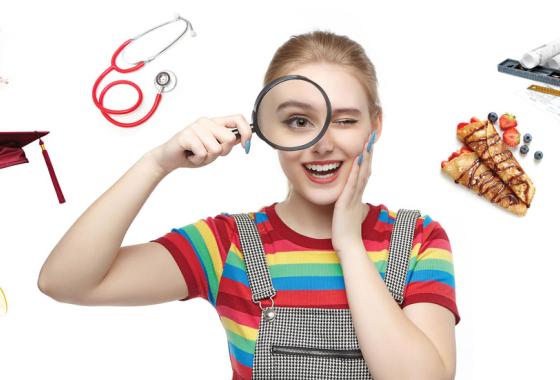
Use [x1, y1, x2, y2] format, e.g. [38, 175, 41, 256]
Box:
[264, 30, 382, 197]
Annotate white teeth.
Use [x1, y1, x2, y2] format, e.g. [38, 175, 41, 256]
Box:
[304, 162, 342, 172]
[310, 172, 336, 178]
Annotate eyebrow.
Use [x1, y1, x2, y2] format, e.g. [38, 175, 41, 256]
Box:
[276, 101, 314, 112]
[332, 107, 362, 116]
[276, 102, 362, 117]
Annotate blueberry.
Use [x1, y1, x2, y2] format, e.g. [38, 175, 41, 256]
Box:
[523, 133, 532, 144]
[520, 144, 529, 154]
[488, 112, 498, 123]
[534, 150, 543, 160]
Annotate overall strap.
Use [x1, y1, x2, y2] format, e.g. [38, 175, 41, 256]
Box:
[230, 213, 276, 303]
[384, 209, 421, 304]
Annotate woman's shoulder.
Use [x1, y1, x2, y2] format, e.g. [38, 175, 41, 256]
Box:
[216, 202, 273, 222]
[208, 203, 273, 234]
[375, 203, 448, 245]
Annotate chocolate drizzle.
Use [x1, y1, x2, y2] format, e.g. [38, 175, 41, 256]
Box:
[461, 121, 531, 205]
[454, 156, 520, 206]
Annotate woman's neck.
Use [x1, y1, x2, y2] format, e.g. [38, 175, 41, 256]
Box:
[275, 192, 369, 239]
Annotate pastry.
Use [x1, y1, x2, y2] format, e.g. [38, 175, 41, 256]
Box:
[456, 119, 535, 206]
[442, 148, 528, 216]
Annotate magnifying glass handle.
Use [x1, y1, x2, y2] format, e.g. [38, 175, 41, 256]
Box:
[184, 124, 251, 157]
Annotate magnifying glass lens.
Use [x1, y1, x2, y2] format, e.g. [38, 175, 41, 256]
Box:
[256, 78, 329, 150]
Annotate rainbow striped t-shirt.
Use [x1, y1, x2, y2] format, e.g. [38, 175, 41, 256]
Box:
[153, 201, 459, 380]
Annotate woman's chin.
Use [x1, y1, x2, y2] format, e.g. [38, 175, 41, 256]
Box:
[299, 186, 343, 206]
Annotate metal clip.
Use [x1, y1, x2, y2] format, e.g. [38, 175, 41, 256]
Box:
[256, 296, 276, 322]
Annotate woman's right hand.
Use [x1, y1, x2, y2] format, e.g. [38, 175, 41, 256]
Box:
[149, 114, 253, 173]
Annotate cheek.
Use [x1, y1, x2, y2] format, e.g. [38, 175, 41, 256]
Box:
[334, 130, 368, 156]
[278, 152, 303, 177]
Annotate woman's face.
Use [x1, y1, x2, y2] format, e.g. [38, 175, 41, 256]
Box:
[277, 63, 382, 206]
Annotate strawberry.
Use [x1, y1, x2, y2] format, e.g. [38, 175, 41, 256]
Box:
[499, 113, 517, 131]
[448, 151, 460, 161]
[457, 122, 469, 130]
[503, 127, 520, 147]
[470, 117, 480, 123]
[441, 160, 448, 168]
[459, 145, 473, 154]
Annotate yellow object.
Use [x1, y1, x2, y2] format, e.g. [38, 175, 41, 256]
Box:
[528, 84, 560, 97]
[0, 288, 7, 315]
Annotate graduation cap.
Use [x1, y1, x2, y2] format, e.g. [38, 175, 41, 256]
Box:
[0, 131, 65, 203]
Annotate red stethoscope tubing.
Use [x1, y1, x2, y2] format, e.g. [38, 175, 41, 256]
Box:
[92, 39, 162, 128]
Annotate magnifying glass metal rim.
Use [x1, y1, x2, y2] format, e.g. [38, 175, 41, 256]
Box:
[249, 74, 333, 151]
[185, 74, 332, 157]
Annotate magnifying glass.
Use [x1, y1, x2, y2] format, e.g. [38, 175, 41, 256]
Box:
[184, 74, 332, 156]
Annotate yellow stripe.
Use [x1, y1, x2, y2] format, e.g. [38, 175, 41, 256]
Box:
[230, 242, 450, 267]
[267, 251, 340, 264]
[231, 244, 243, 260]
[196, 220, 224, 280]
[221, 315, 258, 340]
[412, 247, 453, 261]
[366, 249, 388, 263]
[263, 250, 392, 265]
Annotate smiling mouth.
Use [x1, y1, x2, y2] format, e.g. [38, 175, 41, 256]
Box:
[302, 161, 343, 178]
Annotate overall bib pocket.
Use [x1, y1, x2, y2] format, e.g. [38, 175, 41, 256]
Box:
[271, 345, 364, 359]
[253, 306, 372, 379]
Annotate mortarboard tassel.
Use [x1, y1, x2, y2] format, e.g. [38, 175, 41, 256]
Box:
[38, 138, 65, 204]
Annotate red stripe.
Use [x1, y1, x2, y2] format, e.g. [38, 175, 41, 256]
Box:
[402, 293, 460, 324]
[218, 290, 261, 318]
[418, 237, 451, 252]
[230, 355, 251, 380]
[152, 236, 198, 301]
[276, 289, 350, 307]
[153, 232, 209, 301]
[406, 280, 455, 300]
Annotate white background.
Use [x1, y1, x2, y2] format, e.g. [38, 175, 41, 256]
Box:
[1, 0, 559, 379]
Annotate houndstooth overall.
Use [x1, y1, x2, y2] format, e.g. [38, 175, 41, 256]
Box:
[231, 209, 421, 380]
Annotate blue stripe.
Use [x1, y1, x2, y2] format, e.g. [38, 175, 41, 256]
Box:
[272, 276, 345, 290]
[255, 212, 268, 224]
[228, 340, 254, 368]
[422, 215, 433, 229]
[173, 228, 215, 305]
[378, 210, 395, 224]
[222, 263, 250, 286]
[408, 269, 455, 288]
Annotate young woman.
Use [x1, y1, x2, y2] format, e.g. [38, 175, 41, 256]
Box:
[38, 30, 460, 379]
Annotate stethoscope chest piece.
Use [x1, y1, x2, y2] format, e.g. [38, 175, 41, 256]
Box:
[155, 70, 177, 93]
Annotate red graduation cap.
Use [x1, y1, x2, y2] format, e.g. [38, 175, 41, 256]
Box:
[0, 131, 65, 204]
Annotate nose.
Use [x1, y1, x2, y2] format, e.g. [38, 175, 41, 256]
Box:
[310, 125, 335, 154]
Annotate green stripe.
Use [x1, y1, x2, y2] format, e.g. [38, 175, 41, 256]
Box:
[183, 224, 219, 301]
[269, 263, 343, 277]
[413, 258, 454, 275]
[227, 250, 246, 270]
[225, 328, 255, 353]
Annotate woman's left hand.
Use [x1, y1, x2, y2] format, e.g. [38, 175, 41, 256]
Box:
[331, 129, 376, 254]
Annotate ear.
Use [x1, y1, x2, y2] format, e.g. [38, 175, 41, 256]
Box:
[372, 108, 383, 143]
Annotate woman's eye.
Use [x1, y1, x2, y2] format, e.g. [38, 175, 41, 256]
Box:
[335, 119, 358, 126]
[284, 116, 313, 129]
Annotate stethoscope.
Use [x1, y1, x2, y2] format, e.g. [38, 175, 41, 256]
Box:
[92, 15, 196, 128]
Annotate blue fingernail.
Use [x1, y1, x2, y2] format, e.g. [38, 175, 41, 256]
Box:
[358, 153, 363, 165]
[245, 139, 251, 154]
[367, 131, 377, 153]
